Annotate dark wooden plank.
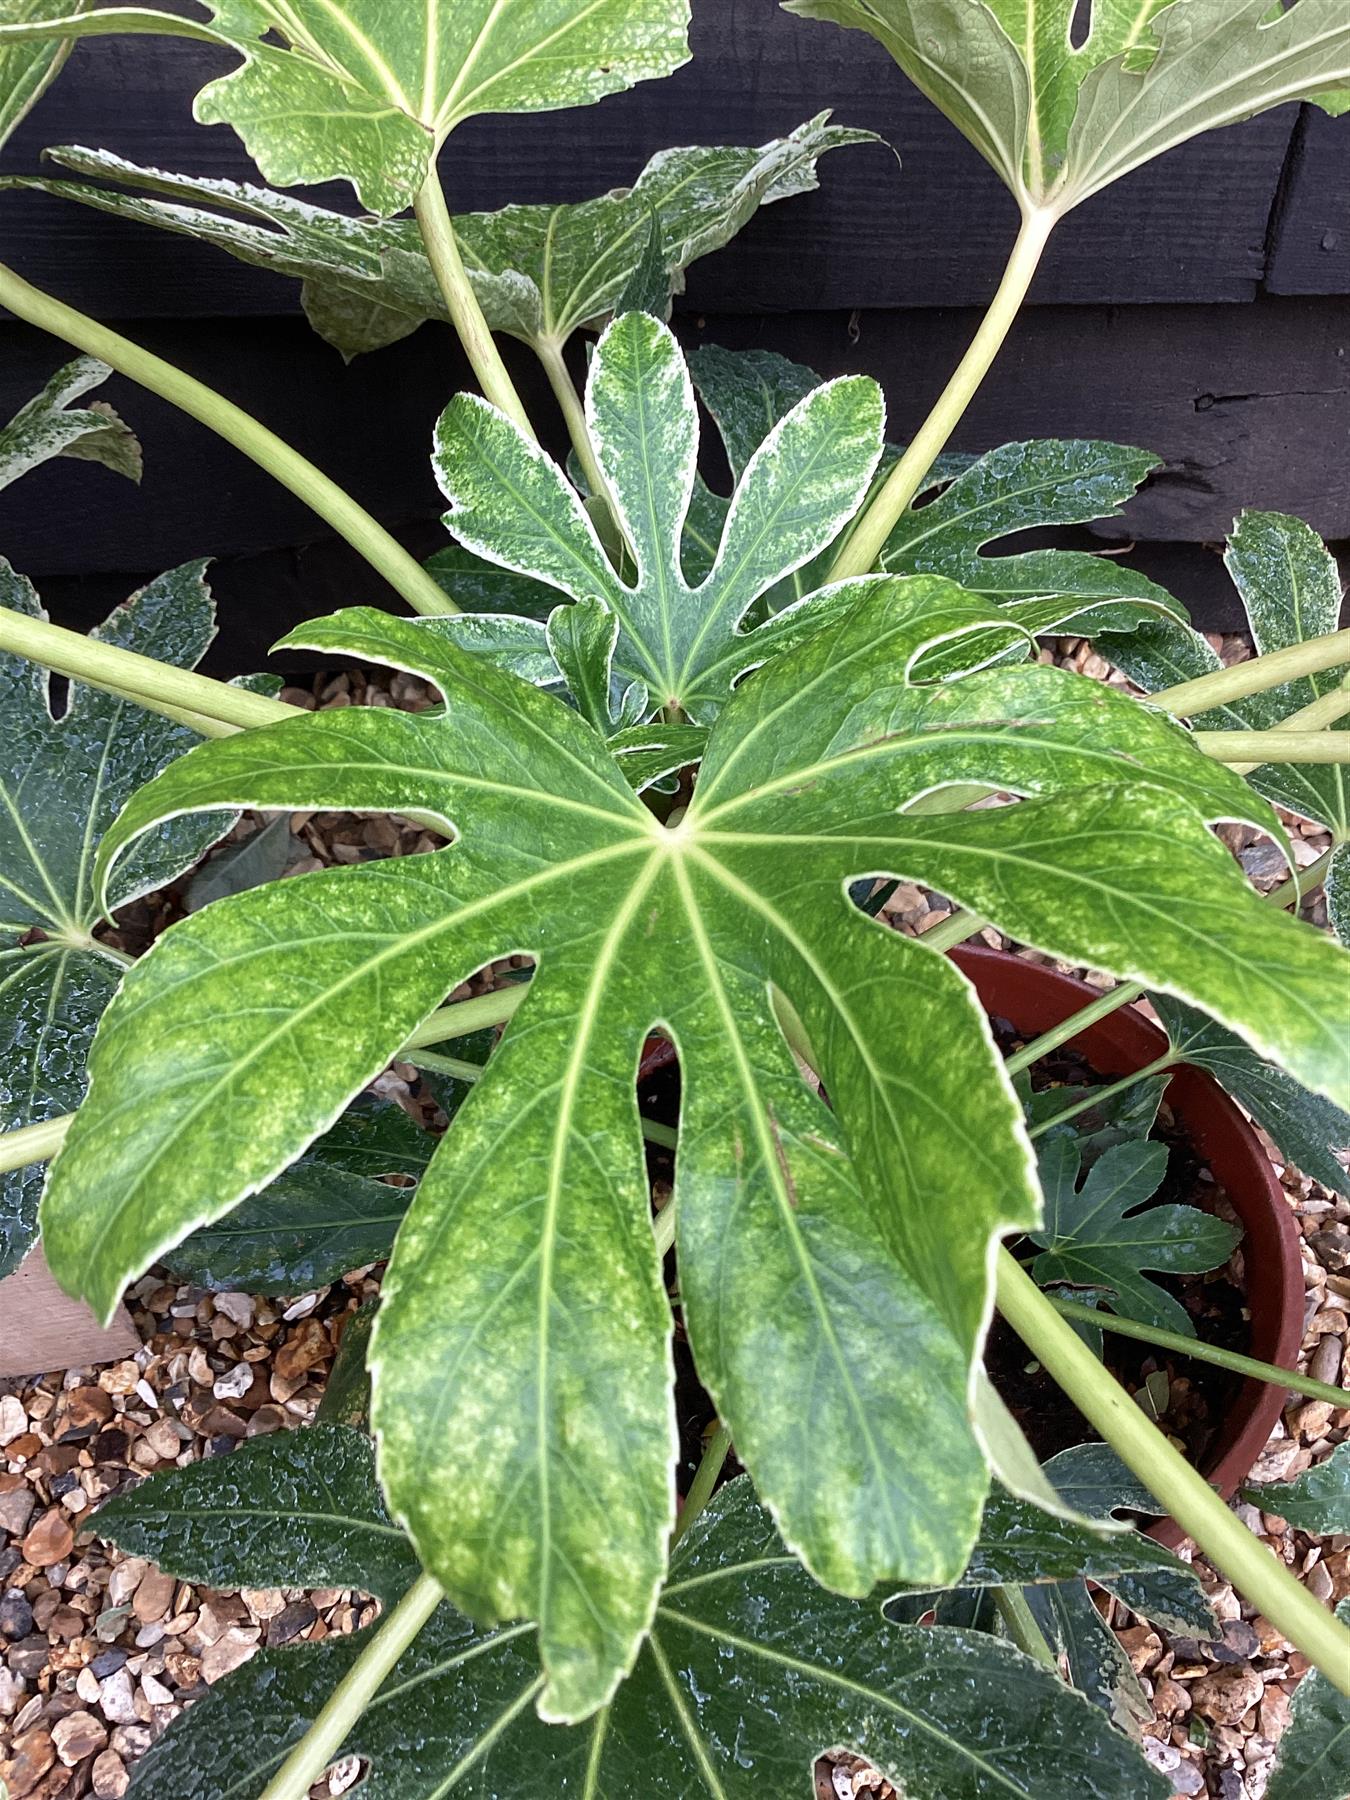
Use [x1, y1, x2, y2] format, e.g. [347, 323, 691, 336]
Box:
[0, 0, 1295, 316]
[1266, 108, 1350, 295]
[707, 300, 1350, 547]
[3, 297, 1349, 669]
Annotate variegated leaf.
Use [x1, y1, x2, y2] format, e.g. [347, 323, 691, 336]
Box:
[0, 0, 692, 215]
[1104, 510, 1350, 837]
[0, 356, 140, 489]
[782, 0, 1350, 214]
[434, 311, 886, 721]
[40, 573, 1350, 1719]
[8, 120, 869, 359]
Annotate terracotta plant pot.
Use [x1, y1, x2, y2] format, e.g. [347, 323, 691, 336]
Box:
[950, 945, 1304, 1548]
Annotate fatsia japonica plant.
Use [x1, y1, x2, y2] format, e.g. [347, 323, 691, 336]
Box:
[1, 0, 1350, 1794]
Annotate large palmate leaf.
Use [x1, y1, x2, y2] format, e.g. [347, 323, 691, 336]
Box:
[1244, 1443, 1350, 1535]
[0, 355, 140, 489]
[1028, 1136, 1240, 1336]
[0, 0, 691, 216]
[39, 570, 1350, 1719]
[1105, 511, 1350, 838]
[120, 1470, 1167, 1800]
[1151, 993, 1350, 1199]
[0, 0, 88, 150]
[1265, 1601, 1350, 1800]
[783, 0, 1350, 215]
[8, 121, 868, 361]
[0, 561, 239, 1276]
[434, 311, 886, 721]
[878, 437, 1187, 636]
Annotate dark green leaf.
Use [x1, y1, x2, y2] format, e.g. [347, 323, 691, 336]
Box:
[95, 1423, 420, 1601]
[880, 438, 1185, 636]
[1042, 1442, 1164, 1520]
[164, 1092, 450, 1293]
[1152, 992, 1350, 1199]
[125, 1476, 1168, 1799]
[955, 1484, 1190, 1588]
[1330, 843, 1350, 952]
[1243, 1443, 1350, 1534]
[0, 947, 117, 1275]
[317, 1298, 377, 1428]
[1025, 1074, 1169, 1160]
[184, 814, 293, 912]
[1025, 1578, 1152, 1736]
[1030, 1137, 1241, 1337]
[0, 561, 236, 1274]
[1265, 1600, 1350, 1800]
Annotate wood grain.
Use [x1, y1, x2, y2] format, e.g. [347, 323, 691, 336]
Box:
[0, 1, 1297, 317]
[0, 1245, 139, 1379]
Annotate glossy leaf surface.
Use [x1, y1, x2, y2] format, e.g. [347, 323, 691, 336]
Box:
[44, 578, 1350, 1718]
[947, 1484, 1190, 1588]
[879, 437, 1185, 636]
[1265, 1601, 1350, 1800]
[95, 1424, 420, 1601]
[1329, 843, 1350, 951]
[11, 122, 865, 359]
[1028, 1137, 1240, 1337]
[1152, 992, 1350, 1199]
[0, 0, 692, 215]
[1243, 1443, 1350, 1535]
[0, 562, 232, 1274]
[124, 1475, 1168, 1800]
[782, 0, 1350, 214]
[0, 355, 139, 488]
[435, 311, 886, 720]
